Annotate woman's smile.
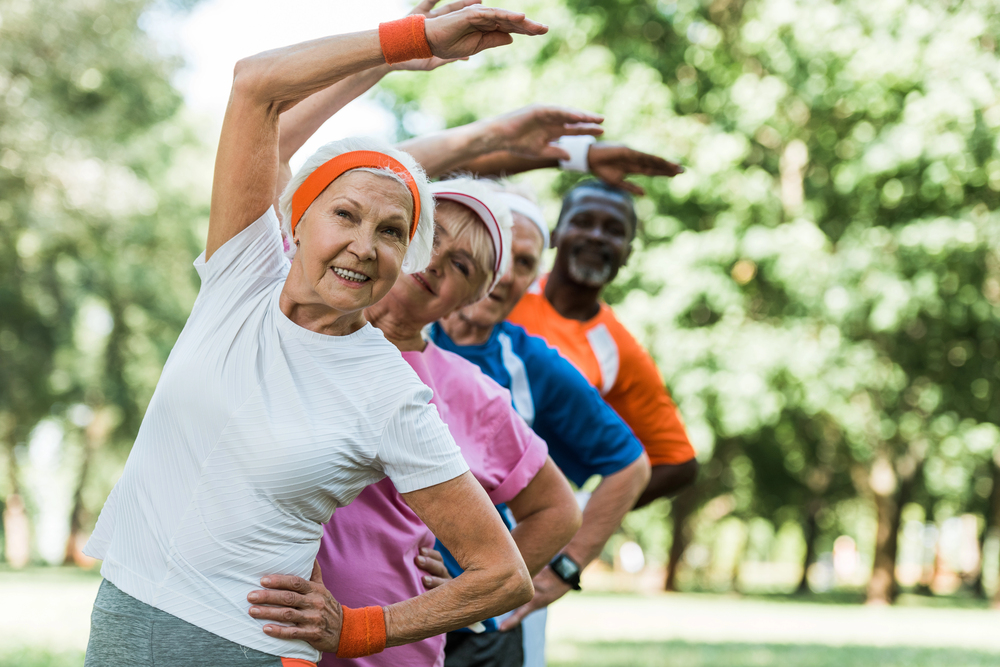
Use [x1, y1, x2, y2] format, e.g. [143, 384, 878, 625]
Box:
[330, 266, 372, 287]
[411, 273, 436, 295]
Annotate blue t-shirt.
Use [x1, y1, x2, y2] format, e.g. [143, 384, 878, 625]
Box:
[431, 322, 644, 486]
[431, 322, 644, 632]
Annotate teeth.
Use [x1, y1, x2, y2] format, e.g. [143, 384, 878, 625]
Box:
[333, 267, 369, 282]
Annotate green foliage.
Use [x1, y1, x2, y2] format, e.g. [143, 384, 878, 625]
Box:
[0, 0, 207, 551]
[381, 0, 1000, 593]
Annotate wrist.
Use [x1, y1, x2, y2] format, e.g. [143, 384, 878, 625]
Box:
[556, 135, 596, 172]
[548, 553, 582, 591]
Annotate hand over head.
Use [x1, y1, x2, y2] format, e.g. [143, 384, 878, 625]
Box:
[392, 0, 482, 71]
[587, 143, 684, 196]
[424, 5, 547, 60]
[492, 105, 605, 161]
[248, 560, 344, 653]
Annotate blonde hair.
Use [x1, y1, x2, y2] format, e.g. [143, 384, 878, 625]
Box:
[278, 137, 435, 274]
[434, 199, 497, 301]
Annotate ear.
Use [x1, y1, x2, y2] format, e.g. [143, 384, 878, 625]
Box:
[621, 242, 633, 266]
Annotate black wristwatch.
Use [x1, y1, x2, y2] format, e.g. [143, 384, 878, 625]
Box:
[548, 553, 582, 590]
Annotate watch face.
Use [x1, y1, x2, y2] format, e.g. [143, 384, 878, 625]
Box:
[553, 555, 579, 579]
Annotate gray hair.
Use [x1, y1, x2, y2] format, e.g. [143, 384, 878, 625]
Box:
[278, 136, 435, 274]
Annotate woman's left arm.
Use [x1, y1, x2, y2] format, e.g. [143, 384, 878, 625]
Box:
[207, 6, 547, 260]
[246, 471, 531, 651]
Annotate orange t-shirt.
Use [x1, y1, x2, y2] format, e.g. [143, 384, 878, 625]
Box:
[507, 277, 695, 466]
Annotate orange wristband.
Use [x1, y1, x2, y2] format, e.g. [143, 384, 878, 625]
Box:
[336, 605, 387, 659]
[379, 14, 433, 65]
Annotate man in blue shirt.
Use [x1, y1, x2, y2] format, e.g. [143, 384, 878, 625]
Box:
[425, 187, 651, 667]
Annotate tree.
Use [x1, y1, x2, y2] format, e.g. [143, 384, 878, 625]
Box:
[0, 0, 207, 565]
[380, 0, 1000, 602]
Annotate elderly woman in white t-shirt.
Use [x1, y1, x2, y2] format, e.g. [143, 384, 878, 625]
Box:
[82, 7, 545, 667]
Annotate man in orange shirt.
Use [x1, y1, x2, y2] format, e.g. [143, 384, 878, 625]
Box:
[508, 179, 697, 507]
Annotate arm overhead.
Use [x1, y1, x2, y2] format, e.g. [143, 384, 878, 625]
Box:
[273, 0, 483, 206]
[456, 141, 684, 194]
[207, 4, 547, 260]
[398, 104, 605, 179]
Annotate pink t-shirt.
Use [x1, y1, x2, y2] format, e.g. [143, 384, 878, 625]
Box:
[317, 340, 548, 667]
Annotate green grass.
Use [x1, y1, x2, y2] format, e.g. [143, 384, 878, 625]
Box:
[0, 649, 84, 667]
[548, 641, 1000, 667]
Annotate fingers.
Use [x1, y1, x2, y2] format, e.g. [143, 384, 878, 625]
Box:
[259, 574, 312, 594]
[498, 603, 531, 631]
[416, 548, 451, 579]
[560, 123, 605, 138]
[411, 0, 442, 15]
[247, 587, 308, 609]
[429, 0, 482, 17]
[466, 7, 548, 36]
[537, 106, 605, 125]
[309, 560, 324, 586]
[250, 603, 312, 625]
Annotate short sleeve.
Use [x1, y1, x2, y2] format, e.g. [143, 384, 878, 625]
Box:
[604, 330, 696, 466]
[193, 207, 288, 291]
[376, 385, 470, 494]
[526, 341, 644, 487]
[480, 400, 548, 505]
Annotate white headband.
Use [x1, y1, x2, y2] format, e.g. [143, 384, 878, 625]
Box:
[499, 193, 550, 250]
[430, 182, 512, 293]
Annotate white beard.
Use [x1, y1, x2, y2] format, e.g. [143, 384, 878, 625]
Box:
[567, 255, 613, 288]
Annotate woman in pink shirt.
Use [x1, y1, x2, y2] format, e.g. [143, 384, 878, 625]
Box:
[316, 177, 580, 667]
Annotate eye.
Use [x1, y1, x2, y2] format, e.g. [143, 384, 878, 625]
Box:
[336, 208, 352, 219]
[382, 226, 403, 239]
[452, 259, 470, 277]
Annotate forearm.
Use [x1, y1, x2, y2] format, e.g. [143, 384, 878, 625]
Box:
[510, 504, 579, 576]
[279, 65, 391, 163]
[452, 150, 557, 178]
[383, 551, 528, 646]
[634, 459, 699, 509]
[235, 31, 384, 115]
[397, 119, 504, 179]
[561, 455, 650, 567]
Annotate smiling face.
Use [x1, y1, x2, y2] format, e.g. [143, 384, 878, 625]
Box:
[452, 212, 545, 328]
[552, 189, 634, 289]
[289, 170, 412, 325]
[380, 200, 493, 328]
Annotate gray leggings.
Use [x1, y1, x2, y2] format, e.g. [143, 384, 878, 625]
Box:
[85, 579, 314, 667]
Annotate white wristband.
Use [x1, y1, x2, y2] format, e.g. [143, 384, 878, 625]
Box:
[555, 135, 596, 172]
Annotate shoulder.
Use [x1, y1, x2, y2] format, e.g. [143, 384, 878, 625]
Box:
[595, 305, 656, 366]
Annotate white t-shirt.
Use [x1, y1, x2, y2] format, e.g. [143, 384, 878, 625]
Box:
[84, 209, 469, 661]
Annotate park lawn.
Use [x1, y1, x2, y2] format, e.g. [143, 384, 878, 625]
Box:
[6, 642, 1000, 667]
[547, 640, 1000, 667]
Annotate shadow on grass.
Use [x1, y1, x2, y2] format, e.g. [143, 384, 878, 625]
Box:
[548, 640, 1000, 667]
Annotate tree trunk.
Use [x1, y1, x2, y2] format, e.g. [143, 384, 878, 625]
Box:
[797, 501, 820, 594]
[665, 487, 698, 592]
[866, 460, 921, 605]
[63, 441, 93, 566]
[974, 454, 1000, 598]
[3, 435, 30, 568]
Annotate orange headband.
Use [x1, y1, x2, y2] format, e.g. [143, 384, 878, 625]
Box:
[290, 151, 422, 240]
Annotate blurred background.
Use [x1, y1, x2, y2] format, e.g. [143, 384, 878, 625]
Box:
[2, 0, 1000, 665]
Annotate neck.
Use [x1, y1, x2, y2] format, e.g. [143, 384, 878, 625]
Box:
[364, 299, 427, 352]
[279, 281, 367, 336]
[544, 264, 603, 321]
[439, 311, 494, 346]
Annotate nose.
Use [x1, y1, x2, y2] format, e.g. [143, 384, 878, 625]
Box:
[348, 225, 377, 262]
[495, 262, 515, 287]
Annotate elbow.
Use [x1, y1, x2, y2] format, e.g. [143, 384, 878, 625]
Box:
[231, 56, 278, 109]
[678, 458, 699, 491]
[497, 557, 534, 610]
[635, 453, 653, 492]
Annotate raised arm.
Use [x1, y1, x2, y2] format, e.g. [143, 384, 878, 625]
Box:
[273, 0, 482, 206]
[207, 5, 547, 259]
[458, 141, 685, 195]
[398, 104, 605, 179]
